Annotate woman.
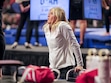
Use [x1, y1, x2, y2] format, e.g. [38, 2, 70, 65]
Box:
[102, 0, 111, 36]
[43, 7, 83, 79]
[69, 0, 87, 47]
[11, 0, 31, 49]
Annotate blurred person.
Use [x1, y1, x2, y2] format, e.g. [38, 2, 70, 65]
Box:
[2, 13, 20, 28]
[43, 7, 83, 79]
[0, 0, 6, 78]
[93, 20, 98, 27]
[69, 0, 87, 47]
[34, 21, 42, 46]
[102, 0, 111, 36]
[11, 0, 31, 49]
[26, 21, 42, 47]
[2, 0, 21, 29]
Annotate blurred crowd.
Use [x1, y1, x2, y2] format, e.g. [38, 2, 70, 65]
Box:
[2, 0, 21, 29]
[1, 0, 111, 49]
[1, 0, 103, 30]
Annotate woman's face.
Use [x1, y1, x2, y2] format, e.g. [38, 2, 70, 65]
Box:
[47, 10, 57, 24]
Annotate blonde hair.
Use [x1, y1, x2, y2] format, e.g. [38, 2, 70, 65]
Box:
[43, 7, 69, 32]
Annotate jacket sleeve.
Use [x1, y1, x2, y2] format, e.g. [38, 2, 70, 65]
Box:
[59, 22, 83, 66]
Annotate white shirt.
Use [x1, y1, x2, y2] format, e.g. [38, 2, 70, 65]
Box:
[44, 21, 83, 69]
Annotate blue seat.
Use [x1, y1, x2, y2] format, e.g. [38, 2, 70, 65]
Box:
[85, 30, 111, 49]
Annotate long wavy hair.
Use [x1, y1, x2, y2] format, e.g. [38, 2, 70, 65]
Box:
[43, 7, 69, 32]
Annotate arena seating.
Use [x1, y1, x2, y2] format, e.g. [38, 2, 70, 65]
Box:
[4, 21, 111, 49]
[4, 21, 47, 46]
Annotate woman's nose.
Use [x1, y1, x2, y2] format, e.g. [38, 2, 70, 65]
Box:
[48, 14, 50, 17]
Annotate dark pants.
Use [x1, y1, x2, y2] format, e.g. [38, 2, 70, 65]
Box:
[0, 12, 6, 68]
[59, 66, 74, 79]
[15, 12, 29, 42]
[0, 31, 5, 59]
[15, 1, 30, 42]
[26, 21, 39, 43]
[103, 5, 111, 33]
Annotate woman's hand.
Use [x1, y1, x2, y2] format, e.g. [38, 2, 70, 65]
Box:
[106, 6, 110, 10]
[20, 4, 25, 12]
[74, 66, 83, 72]
[20, 4, 30, 13]
[24, 5, 30, 12]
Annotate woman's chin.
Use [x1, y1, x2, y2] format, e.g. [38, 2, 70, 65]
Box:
[47, 21, 51, 24]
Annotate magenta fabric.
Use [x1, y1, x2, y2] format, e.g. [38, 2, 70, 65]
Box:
[76, 69, 98, 83]
[24, 65, 55, 83]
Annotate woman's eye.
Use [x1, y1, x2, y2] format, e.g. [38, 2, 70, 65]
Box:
[50, 12, 53, 15]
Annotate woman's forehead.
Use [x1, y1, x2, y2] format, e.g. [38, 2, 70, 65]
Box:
[50, 9, 54, 12]
[49, 9, 55, 14]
